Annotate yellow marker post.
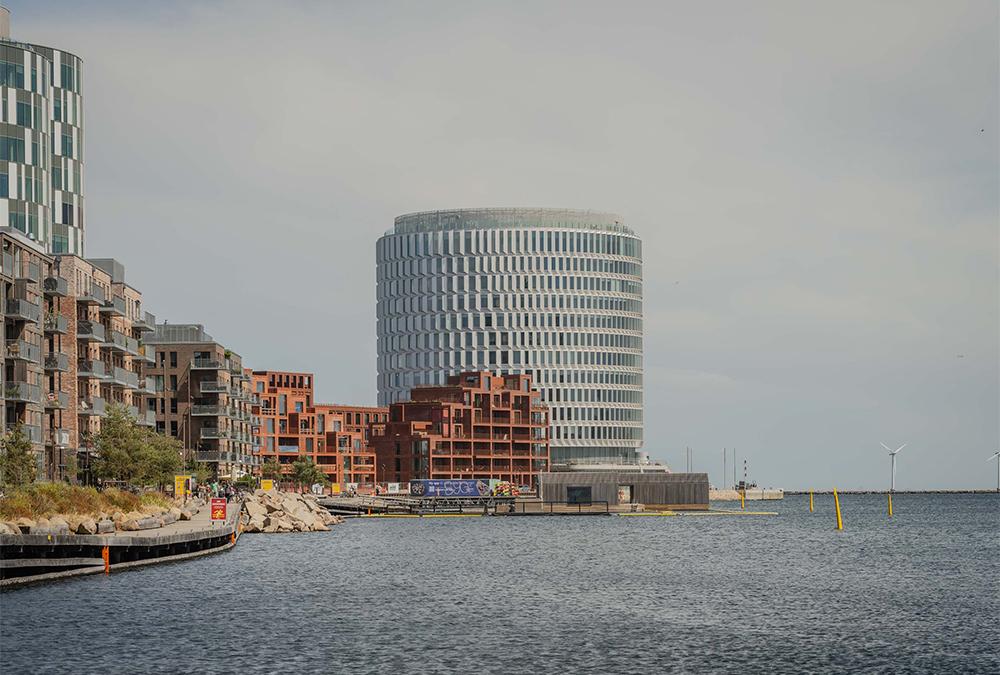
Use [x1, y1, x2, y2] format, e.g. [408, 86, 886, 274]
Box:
[740, 489, 745, 510]
[888, 493, 893, 517]
[833, 488, 843, 530]
[809, 490, 814, 513]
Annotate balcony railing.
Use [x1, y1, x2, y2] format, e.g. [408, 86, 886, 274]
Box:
[44, 391, 70, 409]
[6, 340, 41, 363]
[195, 451, 223, 463]
[4, 382, 41, 404]
[192, 404, 227, 416]
[44, 314, 68, 334]
[137, 378, 157, 394]
[15, 261, 40, 284]
[191, 358, 224, 370]
[79, 397, 106, 416]
[76, 320, 106, 342]
[100, 295, 127, 316]
[5, 298, 40, 323]
[133, 311, 156, 332]
[76, 285, 106, 305]
[200, 381, 228, 394]
[140, 344, 155, 364]
[109, 366, 139, 389]
[105, 330, 138, 354]
[6, 423, 42, 444]
[200, 427, 227, 440]
[43, 275, 68, 297]
[44, 352, 70, 372]
[77, 359, 107, 379]
[47, 429, 70, 447]
[136, 409, 157, 427]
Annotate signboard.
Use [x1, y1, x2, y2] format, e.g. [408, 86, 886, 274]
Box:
[261, 479, 274, 492]
[330, 483, 341, 495]
[387, 482, 401, 494]
[311, 483, 324, 495]
[410, 479, 490, 498]
[210, 498, 227, 521]
[174, 474, 192, 498]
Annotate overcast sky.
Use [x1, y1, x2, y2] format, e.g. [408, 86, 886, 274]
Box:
[11, 1, 998, 489]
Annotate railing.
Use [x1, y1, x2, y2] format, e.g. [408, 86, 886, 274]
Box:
[15, 261, 40, 283]
[76, 319, 106, 341]
[5, 298, 40, 323]
[200, 381, 229, 393]
[100, 295, 127, 316]
[6, 423, 42, 444]
[200, 427, 227, 439]
[47, 429, 70, 447]
[4, 382, 41, 404]
[44, 391, 70, 409]
[137, 378, 157, 394]
[136, 409, 157, 426]
[77, 359, 106, 378]
[44, 352, 70, 371]
[192, 404, 227, 416]
[133, 311, 156, 331]
[6, 340, 41, 363]
[43, 275, 68, 296]
[140, 344, 156, 363]
[109, 366, 139, 389]
[107, 330, 138, 353]
[44, 314, 68, 333]
[79, 397, 106, 416]
[77, 285, 106, 305]
[191, 357, 224, 369]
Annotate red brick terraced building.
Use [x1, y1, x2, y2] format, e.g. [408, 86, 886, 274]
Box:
[251, 370, 384, 489]
[370, 371, 550, 488]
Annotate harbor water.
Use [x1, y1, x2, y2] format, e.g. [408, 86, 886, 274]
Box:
[1, 493, 998, 673]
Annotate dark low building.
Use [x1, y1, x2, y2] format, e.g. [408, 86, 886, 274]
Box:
[539, 468, 709, 510]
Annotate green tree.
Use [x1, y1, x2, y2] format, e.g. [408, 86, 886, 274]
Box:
[0, 423, 38, 487]
[291, 457, 329, 492]
[140, 431, 183, 489]
[185, 459, 214, 484]
[92, 403, 146, 484]
[261, 458, 283, 482]
[235, 474, 257, 491]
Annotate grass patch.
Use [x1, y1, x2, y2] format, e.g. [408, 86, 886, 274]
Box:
[0, 484, 170, 520]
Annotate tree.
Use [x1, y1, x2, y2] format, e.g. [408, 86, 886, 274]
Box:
[92, 403, 147, 484]
[140, 431, 183, 490]
[0, 424, 38, 487]
[235, 474, 257, 490]
[261, 459, 283, 482]
[291, 457, 329, 492]
[185, 459, 214, 485]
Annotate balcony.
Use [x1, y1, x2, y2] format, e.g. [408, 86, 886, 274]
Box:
[108, 366, 139, 389]
[77, 359, 107, 379]
[76, 285, 106, 306]
[136, 409, 157, 427]
[76, 319, 106, 342]
[140, 344, 156, 364]
[6, 340, 41, 363]
[104, 330, 138, 354]
[44, 314, 68, 334]
[5, 298, 41, 323]
[100, 295, 127, 317]
[14, 261, 41, 284]
[137, 378, 157, 395]
[79, 397, 106, 416]
[44, 352, 70, 372]
[195, 451, 223, 463]
[191, 358, 224, 370]
[43, 275, 68, 297]
[47, 429, 70, 447]
[200, 427, 227, 440]
[4, 382, 41, 404]
[133, 311, 156, 332]
[44, 391, 70, 410]
[192, 404, 227, 416]
[6, 423, 42, 444]
[200, 381, 228, 394]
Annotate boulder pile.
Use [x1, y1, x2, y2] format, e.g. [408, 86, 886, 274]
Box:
[0, 498, 204, 536]
[241, 491, 342, 533]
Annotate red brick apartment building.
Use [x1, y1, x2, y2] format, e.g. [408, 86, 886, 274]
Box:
[370, 371, 550, 487]
[251, 370, 385, 488]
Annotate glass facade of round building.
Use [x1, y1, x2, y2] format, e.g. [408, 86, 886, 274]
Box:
[375, 208, 643, 464]
[1, 14, 85, 255]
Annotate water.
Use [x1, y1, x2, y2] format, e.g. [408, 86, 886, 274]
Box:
[1, 494, 998, 674]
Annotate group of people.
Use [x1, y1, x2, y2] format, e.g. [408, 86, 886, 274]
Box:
[197, 482, 241, 503]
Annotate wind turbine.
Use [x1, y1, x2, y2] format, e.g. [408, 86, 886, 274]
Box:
[880, 442, 907, 492]
[989, 451, 1000, 493]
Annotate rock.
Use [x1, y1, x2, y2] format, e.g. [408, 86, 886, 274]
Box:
[169, 507, 182, 518]
[74, 517, 98, 535]
[136, 516, 161, 530]
[118, 519, 140, 531]
[14, 517, 35, 533]
[125, 510, 145, 523]
[179, 510, 193, 521]
[161, 512, 177, 526]
[97, 520, 115, 534]
[0, 522, 18, 535]
[244, 500, 267, 519]
[310, 521, 330, 532]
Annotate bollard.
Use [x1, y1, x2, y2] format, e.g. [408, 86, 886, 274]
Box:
[102, 546, 110, 575]
[833, 488, 843, 530]
[740, 489, 745, 510]
[888, 493, 893, 518]
[809, 490, 814, 513]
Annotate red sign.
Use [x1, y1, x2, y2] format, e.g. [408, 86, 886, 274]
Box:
[211, 498, 227, 521]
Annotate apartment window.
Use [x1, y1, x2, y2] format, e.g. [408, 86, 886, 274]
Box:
[256, 382, 263, 393]
[294, 402, 303, 413]
[170, 398, 177, 414]
[159, 398, 165, 414]
[169, 352, 177, 367]
[170, 420, 178, 437]
[169, 375, 177, 390]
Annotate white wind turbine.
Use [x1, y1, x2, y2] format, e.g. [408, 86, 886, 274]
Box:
[989, 451, 1000, 493]
[880, 442, 907, 492]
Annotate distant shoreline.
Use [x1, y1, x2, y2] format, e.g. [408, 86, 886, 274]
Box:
[783, 490, 998, 495]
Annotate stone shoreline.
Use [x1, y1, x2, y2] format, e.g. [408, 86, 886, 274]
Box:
[241, 491, 343, 533]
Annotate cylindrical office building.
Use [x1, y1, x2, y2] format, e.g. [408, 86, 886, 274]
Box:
[376, 208, 643, 464]
[0, 7, 85, 254]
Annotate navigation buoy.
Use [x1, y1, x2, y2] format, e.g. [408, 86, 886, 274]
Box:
[888, 493, 893, 518]
[833, 489, 843, 530]
[809, 490, 814, 513]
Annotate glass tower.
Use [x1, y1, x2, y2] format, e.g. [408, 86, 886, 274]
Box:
[0, 8, 85, 254]
[376, 208, 643, 464]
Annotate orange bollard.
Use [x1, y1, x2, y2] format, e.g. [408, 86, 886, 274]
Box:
[102, 546, 110, 575]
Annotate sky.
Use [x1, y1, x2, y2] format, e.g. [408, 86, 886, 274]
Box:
[9, 1, 998, 490]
